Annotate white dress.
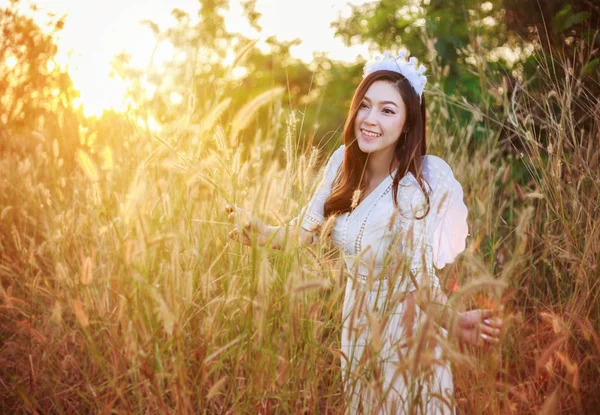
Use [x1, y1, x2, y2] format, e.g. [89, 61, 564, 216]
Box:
[292, 144, 469, 414]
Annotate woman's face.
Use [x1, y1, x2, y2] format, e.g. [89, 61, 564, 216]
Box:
[354, 80, 407, 159]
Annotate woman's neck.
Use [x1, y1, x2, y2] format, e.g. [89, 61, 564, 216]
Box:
[365, 152, 398, 182]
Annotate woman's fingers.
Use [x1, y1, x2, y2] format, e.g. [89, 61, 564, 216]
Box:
[226, 205, 254, 223]
[480, 323, 501, 337]
[480, 332, 500, 344]
[483, 317, 503, 329]
[459, 309, 506, 347]
[228, 227, 251, 245]
[479, 315, 503, 345]
[481, 313, 503, 342]
[226, 206, 248, 225]
[225, 204, 254, 246]
[225, 204, 244, 216]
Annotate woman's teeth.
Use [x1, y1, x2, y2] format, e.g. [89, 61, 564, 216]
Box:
[362, 130, 381, 137]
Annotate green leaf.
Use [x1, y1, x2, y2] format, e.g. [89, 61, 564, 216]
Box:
[582, 58, 600, 77]
[562, 12, 590, 32]
[552, 5, 590, 34]
[552, 5, 572, 34]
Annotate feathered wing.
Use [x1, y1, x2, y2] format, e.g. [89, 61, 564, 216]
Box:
[421, 155, 469, 269]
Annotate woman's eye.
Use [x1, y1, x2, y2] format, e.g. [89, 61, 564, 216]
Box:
[359, 102, 368, 108]
[383, 108, 395, 114]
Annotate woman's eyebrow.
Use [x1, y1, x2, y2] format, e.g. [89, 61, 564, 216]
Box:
[363, 96, 399, 108]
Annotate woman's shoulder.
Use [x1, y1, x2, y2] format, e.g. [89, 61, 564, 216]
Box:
[401, 155, 459, 187]
[420, 155, 465, 202]
[396, 155, 461, 215]
[421, 154, 456, 179]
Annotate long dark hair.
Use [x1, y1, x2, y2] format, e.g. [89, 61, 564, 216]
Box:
[323, 70, 430, 219]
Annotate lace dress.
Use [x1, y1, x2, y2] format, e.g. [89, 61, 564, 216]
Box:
[292, 144, 469, 414]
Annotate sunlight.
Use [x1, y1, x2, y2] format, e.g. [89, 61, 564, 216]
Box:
[64, 59, 129, 117]
[231, 66, 248, 79]
[10, 0, 200, 118]
[136, 115, 161, 132]
[12, 0, 370, 118]
[5, 55, 17, 69]
[225, 0, 370, 63]
[169, 92, 184, 105]
[481, 2, 493, 12]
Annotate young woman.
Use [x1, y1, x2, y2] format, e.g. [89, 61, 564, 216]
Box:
[225, 51, 503, 414]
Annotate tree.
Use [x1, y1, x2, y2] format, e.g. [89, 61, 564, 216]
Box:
[111, 0, 335, 158]
[332, 0, 511, 102]
[0, 0, 81, 162]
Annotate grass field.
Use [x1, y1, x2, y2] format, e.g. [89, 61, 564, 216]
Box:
[0, 48, 599, 414]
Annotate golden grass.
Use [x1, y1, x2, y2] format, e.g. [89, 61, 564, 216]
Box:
[0, 48, 598, 414]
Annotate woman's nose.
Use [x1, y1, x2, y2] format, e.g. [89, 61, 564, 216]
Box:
[365, 110, 377, 125]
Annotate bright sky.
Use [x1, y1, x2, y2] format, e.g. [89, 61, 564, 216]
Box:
[4, 0, 371, 116]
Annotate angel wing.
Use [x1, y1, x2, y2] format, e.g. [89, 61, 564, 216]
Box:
[421, 155, 469, 269]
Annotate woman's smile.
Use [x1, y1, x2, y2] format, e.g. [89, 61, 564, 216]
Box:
[360, 129, 382, 140]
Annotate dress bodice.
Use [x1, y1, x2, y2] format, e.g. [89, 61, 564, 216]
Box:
[329, 171, 428, 284]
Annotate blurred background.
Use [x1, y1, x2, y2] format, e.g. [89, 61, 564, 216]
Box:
[0, 0, 599, 413]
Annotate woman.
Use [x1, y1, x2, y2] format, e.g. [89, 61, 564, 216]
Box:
[225, 51, 503, 414]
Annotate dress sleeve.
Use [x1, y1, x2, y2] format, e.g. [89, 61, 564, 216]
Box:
[289, 144, 345, 243]
[393, 178, 441, 293]
[393, 155, 469, 292]
[420, 155, 469, 269]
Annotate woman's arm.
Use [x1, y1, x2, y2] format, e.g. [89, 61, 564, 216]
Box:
[257, 224, 315, 249]
[225, 146, 345, 250]
[407, 287, 502, 346]
[225, 204, 315, 249]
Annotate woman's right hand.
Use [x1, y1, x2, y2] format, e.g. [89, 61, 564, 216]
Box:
[225, 204, 267, 246]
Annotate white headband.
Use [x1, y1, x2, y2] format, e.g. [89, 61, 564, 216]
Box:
[363, 51, 427, 100]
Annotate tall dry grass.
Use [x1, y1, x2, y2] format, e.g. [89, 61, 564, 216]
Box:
[0, 45, 598, 414]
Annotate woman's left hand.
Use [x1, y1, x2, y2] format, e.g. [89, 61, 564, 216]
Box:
[456, 309, 503, 346]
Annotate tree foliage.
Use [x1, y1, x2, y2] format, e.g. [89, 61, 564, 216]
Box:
[333, 0, 511, 100]
[0, 0, 81, 162]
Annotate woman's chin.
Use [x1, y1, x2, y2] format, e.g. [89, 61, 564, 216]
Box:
[357, 140, 379, 153]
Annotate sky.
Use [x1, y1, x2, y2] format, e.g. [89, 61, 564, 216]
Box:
[4, 0, 372, 116]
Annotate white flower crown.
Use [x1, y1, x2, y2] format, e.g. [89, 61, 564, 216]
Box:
[363, 50, 427, 101]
